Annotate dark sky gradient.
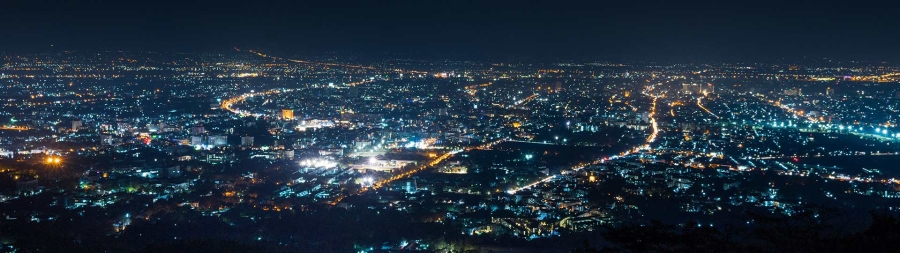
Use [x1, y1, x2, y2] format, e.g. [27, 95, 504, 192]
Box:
[2, 0, 898, 61]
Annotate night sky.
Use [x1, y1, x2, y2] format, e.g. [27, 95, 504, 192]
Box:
[2, 0, 898, 61]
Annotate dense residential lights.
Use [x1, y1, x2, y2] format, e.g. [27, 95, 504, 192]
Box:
[0, 13, 898, 250]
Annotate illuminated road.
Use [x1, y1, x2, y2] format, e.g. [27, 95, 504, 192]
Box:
[244, 48, 376, 71]
[510, 93, 539, 109]
[220, 48, 408, 117]
[223, 47, 400, 117]
[220, 80, 372, 118]
[369, 138, 508, 190]
[239, 48, 428, 76]
[507, 86, 663, 194]
[463, 82, 492, 100]
[506, 140, 572, 146]
[696, 97, 720, 119]
[0, 126, 28, 131]
[365, 150, 460, 192]
[668, 101, 683, 117]
[754, 152, 900, 160]
[465, 138, 510, 151]
[335, 139, 507, 204]
[756, 94, 819, 122]
[506, 175, 557, 194]
[645, 95, 660, 148]
[221, 89, 291, 117]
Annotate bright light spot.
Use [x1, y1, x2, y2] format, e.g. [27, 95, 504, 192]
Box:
[299, 158, 338, 169]
[361, 177, 375, 186]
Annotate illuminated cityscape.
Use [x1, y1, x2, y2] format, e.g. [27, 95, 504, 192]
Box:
[2, 1, 900, 252]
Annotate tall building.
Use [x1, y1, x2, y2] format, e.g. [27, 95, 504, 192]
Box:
[282, 109, 294, 120]
[282, 149, 294, 160]
[682, 83, 701, 94]
[191, 136, 204, 146]
[404, 179, 417, 194]
[241, 136, 254, 147]
[71, 120, 82, 131]
[208, 135, 227, 146]
[783, 88, 803, 96]
[192, 125, 206, 135]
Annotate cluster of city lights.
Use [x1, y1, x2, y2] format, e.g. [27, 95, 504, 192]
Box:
[403, 138, 437, 149]
[299, 158, 338, 169]
[507, 175, 557, 194]
[509, 87, 664, 195]
[361, 177, 374, 186]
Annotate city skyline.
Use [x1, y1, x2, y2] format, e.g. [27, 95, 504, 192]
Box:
[2, 1, 900, 252]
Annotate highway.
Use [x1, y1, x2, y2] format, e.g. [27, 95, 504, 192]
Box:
[756, 94, 819, 123]
[753, 152, 900, 160]
[696, 97, 720, 119]
[239, 47, 428, 76]
[510, 93, 539, 109]
[0, 126, 28, 131]
[220, 79, 373, 118]
[645, 95, 660, 148]
[508, 85, 663, 194]
[335, 138, 507, 204]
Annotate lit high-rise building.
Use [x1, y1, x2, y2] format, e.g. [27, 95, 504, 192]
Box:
[208, 135, 227, 146]
[241, 136, 254, 147]
[192, 125, 206, 135]
[682, 83, 701, 94]
[282, 109, 294, 120]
